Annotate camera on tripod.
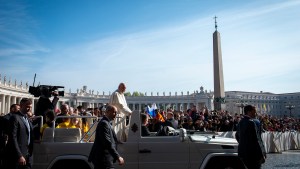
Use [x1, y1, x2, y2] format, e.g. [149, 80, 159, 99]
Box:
[29, 85, 65, 97]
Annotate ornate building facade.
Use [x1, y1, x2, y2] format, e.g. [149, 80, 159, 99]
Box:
[0, 77, 299, 118]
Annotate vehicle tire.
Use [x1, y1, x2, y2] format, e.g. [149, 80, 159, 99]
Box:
[204, 156, 246, 169]
[51, 159, 91, 169]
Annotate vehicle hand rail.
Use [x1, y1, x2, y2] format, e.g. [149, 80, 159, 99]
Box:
[45, 116, 99, 141]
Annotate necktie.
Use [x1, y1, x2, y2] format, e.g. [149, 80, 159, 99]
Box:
[23, 116, 31, 145]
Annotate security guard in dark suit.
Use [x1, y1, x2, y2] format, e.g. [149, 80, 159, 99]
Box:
[236, 105, 266, 169]
[3, 98, 34, 169]
[88, 105, 124, 169]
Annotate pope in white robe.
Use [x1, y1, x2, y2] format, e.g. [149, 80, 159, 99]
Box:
[109, 83, 132, 141]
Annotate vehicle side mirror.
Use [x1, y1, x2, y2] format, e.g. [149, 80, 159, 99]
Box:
[179, 128, 187, 142]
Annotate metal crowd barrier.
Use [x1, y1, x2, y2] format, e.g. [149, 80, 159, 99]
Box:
[217, 131, 300, 153]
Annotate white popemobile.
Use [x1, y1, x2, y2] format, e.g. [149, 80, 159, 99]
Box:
[32, 111, 246, 169]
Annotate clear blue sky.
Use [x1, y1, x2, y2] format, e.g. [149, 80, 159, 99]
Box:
[1, 0, 299, 94]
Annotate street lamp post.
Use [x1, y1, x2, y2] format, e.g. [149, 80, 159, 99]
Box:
[285, 104, 295, 117]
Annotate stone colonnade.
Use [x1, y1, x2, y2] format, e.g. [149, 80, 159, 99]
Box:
[0, 75, 214, 114]
[1, 85, 213, 115]
[0, 91, 34, 115]
[56, 96, 210, 112]
[128, 102, 204, 112]
[56, 98, 104, 110]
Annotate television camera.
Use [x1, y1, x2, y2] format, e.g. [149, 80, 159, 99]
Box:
[28, 73, 65, 97]
[29, 85, 65, 97]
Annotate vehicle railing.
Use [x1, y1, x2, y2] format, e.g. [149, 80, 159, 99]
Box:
[115, 115, 132, 126]
[31, 115, 43, 129]
[45, 116, 99, 142]
[81, 114, 132, 142]
[186, 130, 219, 135]
[80, 116, 102, 142]
[42, 115, 131, 142]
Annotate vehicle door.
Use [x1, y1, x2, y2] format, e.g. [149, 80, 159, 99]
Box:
[138, 135, 189, 169]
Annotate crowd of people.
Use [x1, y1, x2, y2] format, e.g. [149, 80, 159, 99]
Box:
[39, 104, 103, 137]
[1, 102, 299, 142]
[143, 105, 300, 134]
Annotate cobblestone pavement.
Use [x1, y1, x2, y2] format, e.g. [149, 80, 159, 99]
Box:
[262, 150, 300, 169]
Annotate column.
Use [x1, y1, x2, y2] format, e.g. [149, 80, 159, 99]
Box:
[182, 103, 186, 111]
[1, 94, 5, 114]
[156, 103, 160, 110]
[91, 103, 94, 109]
[16, 97, 20, 104]
[13, 96, 17, 104]
[197, 102, 201, 111]
[31, 98, 35, 114]
[187, 103, 190, 109]
[7, 95, 11, 113]
[180, 103, 183, 111]
[177, 103, 181, 111]
[73, 100, 77, 107]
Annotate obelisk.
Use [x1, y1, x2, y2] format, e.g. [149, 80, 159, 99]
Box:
[213, 16, 225, 111]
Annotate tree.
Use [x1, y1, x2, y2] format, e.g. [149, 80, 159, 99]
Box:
[125, 91, 144, 97]
[124, 92, 131, 96]
[132, 91, 140, 96]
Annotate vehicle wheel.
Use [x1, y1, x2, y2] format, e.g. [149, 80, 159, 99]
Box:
[204, 156, 246, 169]
[51, 159, 91, 169]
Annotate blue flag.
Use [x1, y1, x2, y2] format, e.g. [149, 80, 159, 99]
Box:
[147, 103, 157, 118]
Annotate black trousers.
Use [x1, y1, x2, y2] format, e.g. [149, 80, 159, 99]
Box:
[93, 163, 114, 169]
[3, 155, 32, 169]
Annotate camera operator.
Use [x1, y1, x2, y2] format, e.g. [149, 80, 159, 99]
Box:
[33, 87, 59, 140]
[35, 87, 59, 118]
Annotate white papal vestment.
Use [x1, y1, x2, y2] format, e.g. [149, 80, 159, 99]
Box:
[109, 90, 132, 141]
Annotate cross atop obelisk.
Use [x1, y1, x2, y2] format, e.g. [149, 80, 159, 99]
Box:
[214, 16, 218, 31]
[212, 16, 225, 111]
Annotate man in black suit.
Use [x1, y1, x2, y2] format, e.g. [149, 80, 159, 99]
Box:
[1, 104, 20, 168]
[141, 113, 150, 137]
[88, 105, 124, 169]
[3, 98, 34, 169]
[235, 105, 266, 169]
[0, 116, 5, 168]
